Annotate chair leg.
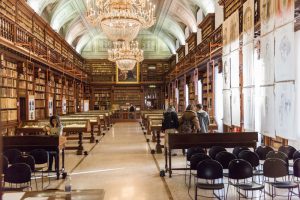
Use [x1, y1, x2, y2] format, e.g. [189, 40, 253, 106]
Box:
[226, 183, 230, 200]
[195, 185, 198, 200]
[188, 169, 191, 188]
[41, 171, 44, 189]
[33, 172, 38, 190]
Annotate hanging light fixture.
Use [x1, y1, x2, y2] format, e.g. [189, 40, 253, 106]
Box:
[108, 40, 144, 70]
[86, 0, 156, 41]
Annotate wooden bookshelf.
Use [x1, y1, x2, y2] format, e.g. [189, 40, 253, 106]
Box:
[201, 70, 213, 116]
[34, 68, 46, 120]
[144, 87, 162, 110]
[77, 83, 84, 112]
[188, 81, 196, 105]
[93, 88, 112, 110]
[140, 62, 166, 82]
[45, 72, 55, 117]
[68, 81, 75, 114]
[55, 77, 62, 116]
[0, 54, 18, 135]
[178, 79, 185, 112]
[113, 87, 141, 109]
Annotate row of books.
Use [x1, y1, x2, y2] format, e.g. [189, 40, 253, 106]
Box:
[0, 68, 17, 78]
[0, 127, 15, 136]
[1, 60, 17, 70]
[0, 98, 17, 109]
[0, 77, 17, 87]
[35, 93, 45, 99]
[35, 78, 45, 85]
[0, 88, 17, 97]
[35, 99, 45, 108]
[0, 110, 17, 122]
[95, 93, 110, 98]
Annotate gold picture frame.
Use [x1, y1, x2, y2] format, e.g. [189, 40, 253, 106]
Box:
[116, 62, 140, 84]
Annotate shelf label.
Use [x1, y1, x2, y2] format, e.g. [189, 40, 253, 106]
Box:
[28, 95, 35, 120]
[48, 96, 53, 117]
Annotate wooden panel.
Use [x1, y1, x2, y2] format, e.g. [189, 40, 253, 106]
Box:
[176, 46, 185, 62]
[222, 0, 243, 20]
[199, 14, 215, 40]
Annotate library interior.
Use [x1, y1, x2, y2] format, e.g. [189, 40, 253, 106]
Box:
[1, 0, 300, 199]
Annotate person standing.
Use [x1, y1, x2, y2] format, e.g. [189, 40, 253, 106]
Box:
[129, 104, 135, 119]
[44, 115, 64, 171]
[178, 104, 200, 134]
[161, 105, 179, 156]
[196, 104, 210, 133]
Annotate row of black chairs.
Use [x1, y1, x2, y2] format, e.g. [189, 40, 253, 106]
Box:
[185, 145, 300, 200]
[2, 148, 51, 191]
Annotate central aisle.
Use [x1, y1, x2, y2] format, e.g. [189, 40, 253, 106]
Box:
[67, 122, 171, 200]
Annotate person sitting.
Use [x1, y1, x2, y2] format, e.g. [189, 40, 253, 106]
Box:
[43, 115, 63, 171]
[196, 104, 210, 133]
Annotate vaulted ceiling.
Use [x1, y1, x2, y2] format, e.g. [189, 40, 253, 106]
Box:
[27, 0, 217, 59]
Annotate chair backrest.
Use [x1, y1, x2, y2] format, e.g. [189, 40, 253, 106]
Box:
[197, 159, 223, 179]
[278, 145, 297, 160]
[293, 158, 300, 178]
[263, 158, 288, 178]
[215, 151, 237, 169]
[3, 149, 22, 164]
[228, 159, 253, 180]
[255, 145, 274, 160]
[238, 150, 260, 168]
[29, 149, 49, 165]
[15, 155, 35, 171]
[208, 146, 227, 159]
[190, 153, 211, 170]
[187, 147, 206, 161]
[4, 163, 31, 184]
[232, 146, 250, 157]
[293, 150, 300, 162]
[2, 155, 9, 174]
[266, 151, 288, 165]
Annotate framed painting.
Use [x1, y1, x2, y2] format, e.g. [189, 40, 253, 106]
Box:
[116, 62, 140, 84]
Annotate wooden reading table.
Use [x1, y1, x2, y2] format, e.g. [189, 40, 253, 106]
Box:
[16, 119, 91, 155]
[2, 136, 67, 179]
[165, 132, 258, 177]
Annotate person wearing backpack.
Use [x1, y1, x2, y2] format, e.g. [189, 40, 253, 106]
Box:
[178, 104, 200, 134]
[161, 105, 179, 156]
[196, 104, 210, 133]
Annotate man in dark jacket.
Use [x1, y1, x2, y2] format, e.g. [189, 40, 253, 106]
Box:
[196, 104, 210, 133]
[161, 105, 179, 155]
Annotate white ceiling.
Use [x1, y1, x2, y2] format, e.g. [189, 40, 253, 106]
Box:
[27, 0, 217, 59]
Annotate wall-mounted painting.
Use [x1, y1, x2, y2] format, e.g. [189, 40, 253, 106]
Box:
[116, 62, 140, 84]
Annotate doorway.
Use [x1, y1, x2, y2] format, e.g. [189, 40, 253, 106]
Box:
[19, 97, 26, 121]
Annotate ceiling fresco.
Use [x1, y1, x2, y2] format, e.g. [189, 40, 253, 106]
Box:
[27, 0, 218, 59]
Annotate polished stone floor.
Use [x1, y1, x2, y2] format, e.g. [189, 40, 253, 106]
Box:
[22, 122, 299, 200]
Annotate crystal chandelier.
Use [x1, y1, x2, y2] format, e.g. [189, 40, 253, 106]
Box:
[108, 40, 144, 70]
[86, 0, 156, 41]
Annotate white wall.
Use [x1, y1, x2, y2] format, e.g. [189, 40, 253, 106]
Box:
[185, 27, 189, 55]
[289, 30, 300, 147]
[197, 9, 203, 45]
[214, 0, 224, 28]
